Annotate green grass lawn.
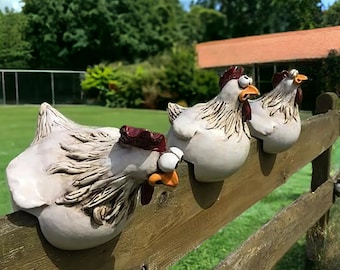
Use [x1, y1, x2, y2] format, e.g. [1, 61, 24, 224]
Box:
[0, 104, 338, 269]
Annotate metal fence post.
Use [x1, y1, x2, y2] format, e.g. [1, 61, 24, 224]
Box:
[1, 71, 6, 105]
[0, 69, 85, 105]
[51, 72, 55, 106]
[15, 72, 19, 105]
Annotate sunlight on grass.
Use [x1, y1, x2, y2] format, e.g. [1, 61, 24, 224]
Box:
[171, 141, 339, 270]
[170, 162, 313, 270]
[315, 200, 340, 270]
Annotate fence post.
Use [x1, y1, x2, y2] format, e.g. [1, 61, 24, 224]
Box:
[51, 72, 55, 106]
[1, 71, 6, 105]
[15, 72, 19, 105]
[305, 92, 338, 268]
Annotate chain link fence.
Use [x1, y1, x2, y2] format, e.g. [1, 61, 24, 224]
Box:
[0, 70, 85, 105]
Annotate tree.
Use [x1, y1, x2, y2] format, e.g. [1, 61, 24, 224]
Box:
[23, 0, 116, 69]
[184, 5, 226, 42]
[194, 0, 323, 38]
[0, 9, 32, 68]
[22, 0, 189, 69]
[159, 44, 219, 106]
[321, 50, 340, 95]
[322, 0, 340, 26]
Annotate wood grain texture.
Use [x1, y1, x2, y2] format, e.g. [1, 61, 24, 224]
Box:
[215, 177, 338, 270]
[1, 110, 339, 270]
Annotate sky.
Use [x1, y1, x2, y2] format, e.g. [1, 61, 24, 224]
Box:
[0, 0, 337, 12]
[0, 0, 23, 12]
[180, 0, 338, 10]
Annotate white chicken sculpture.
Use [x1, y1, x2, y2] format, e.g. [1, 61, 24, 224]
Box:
[166, 66, 260, 182]
[6, 103, 183, 250]
[247, 69, 308, 154]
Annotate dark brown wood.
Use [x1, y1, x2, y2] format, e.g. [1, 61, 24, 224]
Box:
[306, 92, 339, 267]
[215, 178, 337, 270]
[0, 111, 339, 270]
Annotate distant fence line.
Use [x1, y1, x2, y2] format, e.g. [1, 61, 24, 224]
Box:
[0, 69, 86, 105]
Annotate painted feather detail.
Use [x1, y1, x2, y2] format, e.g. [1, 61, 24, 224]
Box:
[49, 129, 139, 226]
[32, 102, 80, 145]
[197, 97, 250, 140]
[167, 102, 187, 123]
[260, 89, 299, 123]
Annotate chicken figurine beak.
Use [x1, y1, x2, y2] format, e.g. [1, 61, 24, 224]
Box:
[239, 85, 260, 102]
[148, 171, 179, 187]
[148, 146, 183, 187]
[294, 74, 308, 85]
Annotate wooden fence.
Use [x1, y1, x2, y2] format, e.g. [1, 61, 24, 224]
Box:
[1, 92, 339, 270]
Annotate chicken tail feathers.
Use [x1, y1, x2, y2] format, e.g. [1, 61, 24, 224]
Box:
[167, 102, 186, 123]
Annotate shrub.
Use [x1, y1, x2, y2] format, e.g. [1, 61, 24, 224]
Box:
[192, 68, 219, 104]
[81, 45, 221, 109]
[155, 44, 219, 107]
[81, 63, 144, 108]
[119, 63, 165, 109]
[81, 64, 123, 106]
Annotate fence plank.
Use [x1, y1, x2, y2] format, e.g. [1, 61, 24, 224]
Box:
[215, 176, 338, 270]
[0, 111, 339, 270]
[0, 211, 117, 270]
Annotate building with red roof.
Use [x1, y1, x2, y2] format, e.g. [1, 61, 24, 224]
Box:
[196, 26, 340, 69]
[195, 26, 340, 108]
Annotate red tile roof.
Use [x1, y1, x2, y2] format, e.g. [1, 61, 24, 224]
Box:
[196, 26, 340, 68]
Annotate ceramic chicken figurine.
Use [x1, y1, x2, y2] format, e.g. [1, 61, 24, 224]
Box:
[247, 69, 308, 154]
[6, 103, 183, 250]
[166, 66, 260, 182]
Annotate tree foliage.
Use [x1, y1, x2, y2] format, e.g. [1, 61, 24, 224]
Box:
[321, 50, 340, 95]
[322, 0, 340, 26]
[194, 0, 323, 38]
[1, 0, 338, 71]
[150, 44, 219, 106]
[0, 9, 32, 68]
[2, 0, 340, 109]
[22, 0, 189, 69]
[182, 5, 226, 42]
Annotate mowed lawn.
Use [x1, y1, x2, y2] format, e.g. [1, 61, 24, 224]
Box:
[0, 104, 339, 269]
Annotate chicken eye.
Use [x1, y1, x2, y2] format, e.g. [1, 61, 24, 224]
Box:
[238, 75, 253, 88]
[169, 147, 184, 161]
[158, 147, 183, 172]
[290, 69, 298, 78]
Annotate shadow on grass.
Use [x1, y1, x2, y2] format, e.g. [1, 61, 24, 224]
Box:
[314, 199, 340, 270]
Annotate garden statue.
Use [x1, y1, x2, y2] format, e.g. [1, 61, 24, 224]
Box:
[247, 69, 308, 154]
[6, 103, 183, 250]
[166, 66, 260, 182]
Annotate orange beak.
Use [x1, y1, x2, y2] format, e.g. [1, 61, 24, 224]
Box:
[148, 171, 179, 187]
[238, 85, 260, 102]
[294, 74, 308, 85]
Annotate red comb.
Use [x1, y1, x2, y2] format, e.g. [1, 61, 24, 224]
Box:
[118, 126, 166, 152]
[272, 70, 289, 88]
[219, 66, 244, 89]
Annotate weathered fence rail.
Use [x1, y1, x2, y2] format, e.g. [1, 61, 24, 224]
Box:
[0, 93, 339, 270]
